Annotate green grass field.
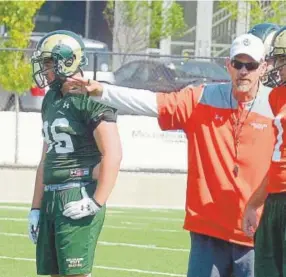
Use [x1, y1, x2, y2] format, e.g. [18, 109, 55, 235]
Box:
[0, 203, 189, 277]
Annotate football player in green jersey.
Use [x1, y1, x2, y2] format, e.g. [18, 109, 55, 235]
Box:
[248, 23, 281, 87]
[27, 30, 122, 277]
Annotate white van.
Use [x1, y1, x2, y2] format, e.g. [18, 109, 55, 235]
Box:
[83, 38, 115, 84]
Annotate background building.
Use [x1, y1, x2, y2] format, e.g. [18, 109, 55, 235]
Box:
[32, 0, 277, 58]
[34, 1, 112, 48]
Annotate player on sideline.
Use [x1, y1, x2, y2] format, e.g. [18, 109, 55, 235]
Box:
[243, 26, 286, 277]
[28, 30, 122, 277]
[248, 23, 280, 87]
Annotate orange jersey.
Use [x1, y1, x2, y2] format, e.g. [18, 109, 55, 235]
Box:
[157, 83, 275, 247]
[268, 86, 286, 193]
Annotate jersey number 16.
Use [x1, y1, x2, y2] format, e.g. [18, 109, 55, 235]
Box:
[43, 118, 74, 154]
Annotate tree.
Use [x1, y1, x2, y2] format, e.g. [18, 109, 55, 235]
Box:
[0, 1, 45, 93]
[103, 0, 186, 58]
[219, 1, 286, 27]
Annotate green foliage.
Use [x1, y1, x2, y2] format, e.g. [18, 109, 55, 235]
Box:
[103, 0, 186, 49]
[219, 0, 286, 27]
[0, 1, 45, 94]
[102, 0, 115, 31]
[218, 1, 238, 20]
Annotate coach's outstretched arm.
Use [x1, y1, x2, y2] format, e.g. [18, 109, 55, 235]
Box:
[96, 84, 159, 116]
[65, 76, 158, 116]
[65, 76, 202, 131]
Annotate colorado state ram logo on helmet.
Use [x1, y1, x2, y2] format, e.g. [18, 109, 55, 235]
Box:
[31, 30, 87, 89]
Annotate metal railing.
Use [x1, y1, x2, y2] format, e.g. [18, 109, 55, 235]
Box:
[0, 48, 229, 166]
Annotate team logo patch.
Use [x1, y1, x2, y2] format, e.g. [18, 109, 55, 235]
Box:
[66, 257, 83, 268]
[243, 38, 250, 46]
[249, 122, 268, 130]
[70, 168, 90, 177]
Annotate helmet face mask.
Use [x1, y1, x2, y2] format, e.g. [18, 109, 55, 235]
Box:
[268, 26, 286, 86]
[247, 23, 281, 87]
[32, 55, 57, 88]
[265, 66, 281, 87]
[275, 56, 286, 68]
[31, 30, 87, 89]
[272, 56, 286, 86]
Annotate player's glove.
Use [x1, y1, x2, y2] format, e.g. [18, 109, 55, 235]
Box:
[63, 187, 102, 220]
[28, 208, 40, 244]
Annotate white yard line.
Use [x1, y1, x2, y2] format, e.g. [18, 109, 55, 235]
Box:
[153, 228, 181, 233]
[0, 232, 188, 252]
[107, 214, 183, 222]
[104, 225, 142, 230]
[0, 204, 184, 211]
[0, 205, 123, 214]
[0, 204, 184, 222]
[121, 221, 147, 226]
[107, 204, 184, 210]
[95, 265, 186, 276]
[0, 255, 185, 276]
[0, 205, 29, 211]
[0, 232, 26, 237]
[98, 241, 188, 252]
[0, 217, 182, 233]
[106, 226, 181, 233]
[0, 217, 26, 222]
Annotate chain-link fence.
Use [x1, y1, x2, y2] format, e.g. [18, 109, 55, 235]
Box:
[0, 48, 229, 166]
[0, 48, 229, 111]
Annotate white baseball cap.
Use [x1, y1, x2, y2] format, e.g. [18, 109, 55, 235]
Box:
[230, 33, 266, 62]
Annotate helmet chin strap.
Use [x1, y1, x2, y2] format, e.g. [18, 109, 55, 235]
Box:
[49, 67, 83, 92]
[49, 75, 65, 91]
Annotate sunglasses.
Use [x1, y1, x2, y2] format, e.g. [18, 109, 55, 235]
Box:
[231, 60, 260, 71]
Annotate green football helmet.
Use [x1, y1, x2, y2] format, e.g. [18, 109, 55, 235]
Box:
[268, 26, 286, 86]
[270, 26, 286, 57]
[248, 23, 280, 57]
[31, 30, 87, 89]
[248, 23, 281, 87]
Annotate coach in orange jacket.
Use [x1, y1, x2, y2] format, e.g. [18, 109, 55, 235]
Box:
[65, 34, 275, 277]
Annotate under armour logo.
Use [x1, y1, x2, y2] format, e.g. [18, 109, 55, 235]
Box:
[215, 114, 223, 121]
[80, 204, 91, 212]
[70, 169, 77, 175]
[63, 102, 69, 109]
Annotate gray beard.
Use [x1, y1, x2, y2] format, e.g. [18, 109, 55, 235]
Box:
[236, 84, 250, 93]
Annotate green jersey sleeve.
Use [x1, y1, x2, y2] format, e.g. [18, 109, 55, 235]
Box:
[84, 97, 117, 130]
